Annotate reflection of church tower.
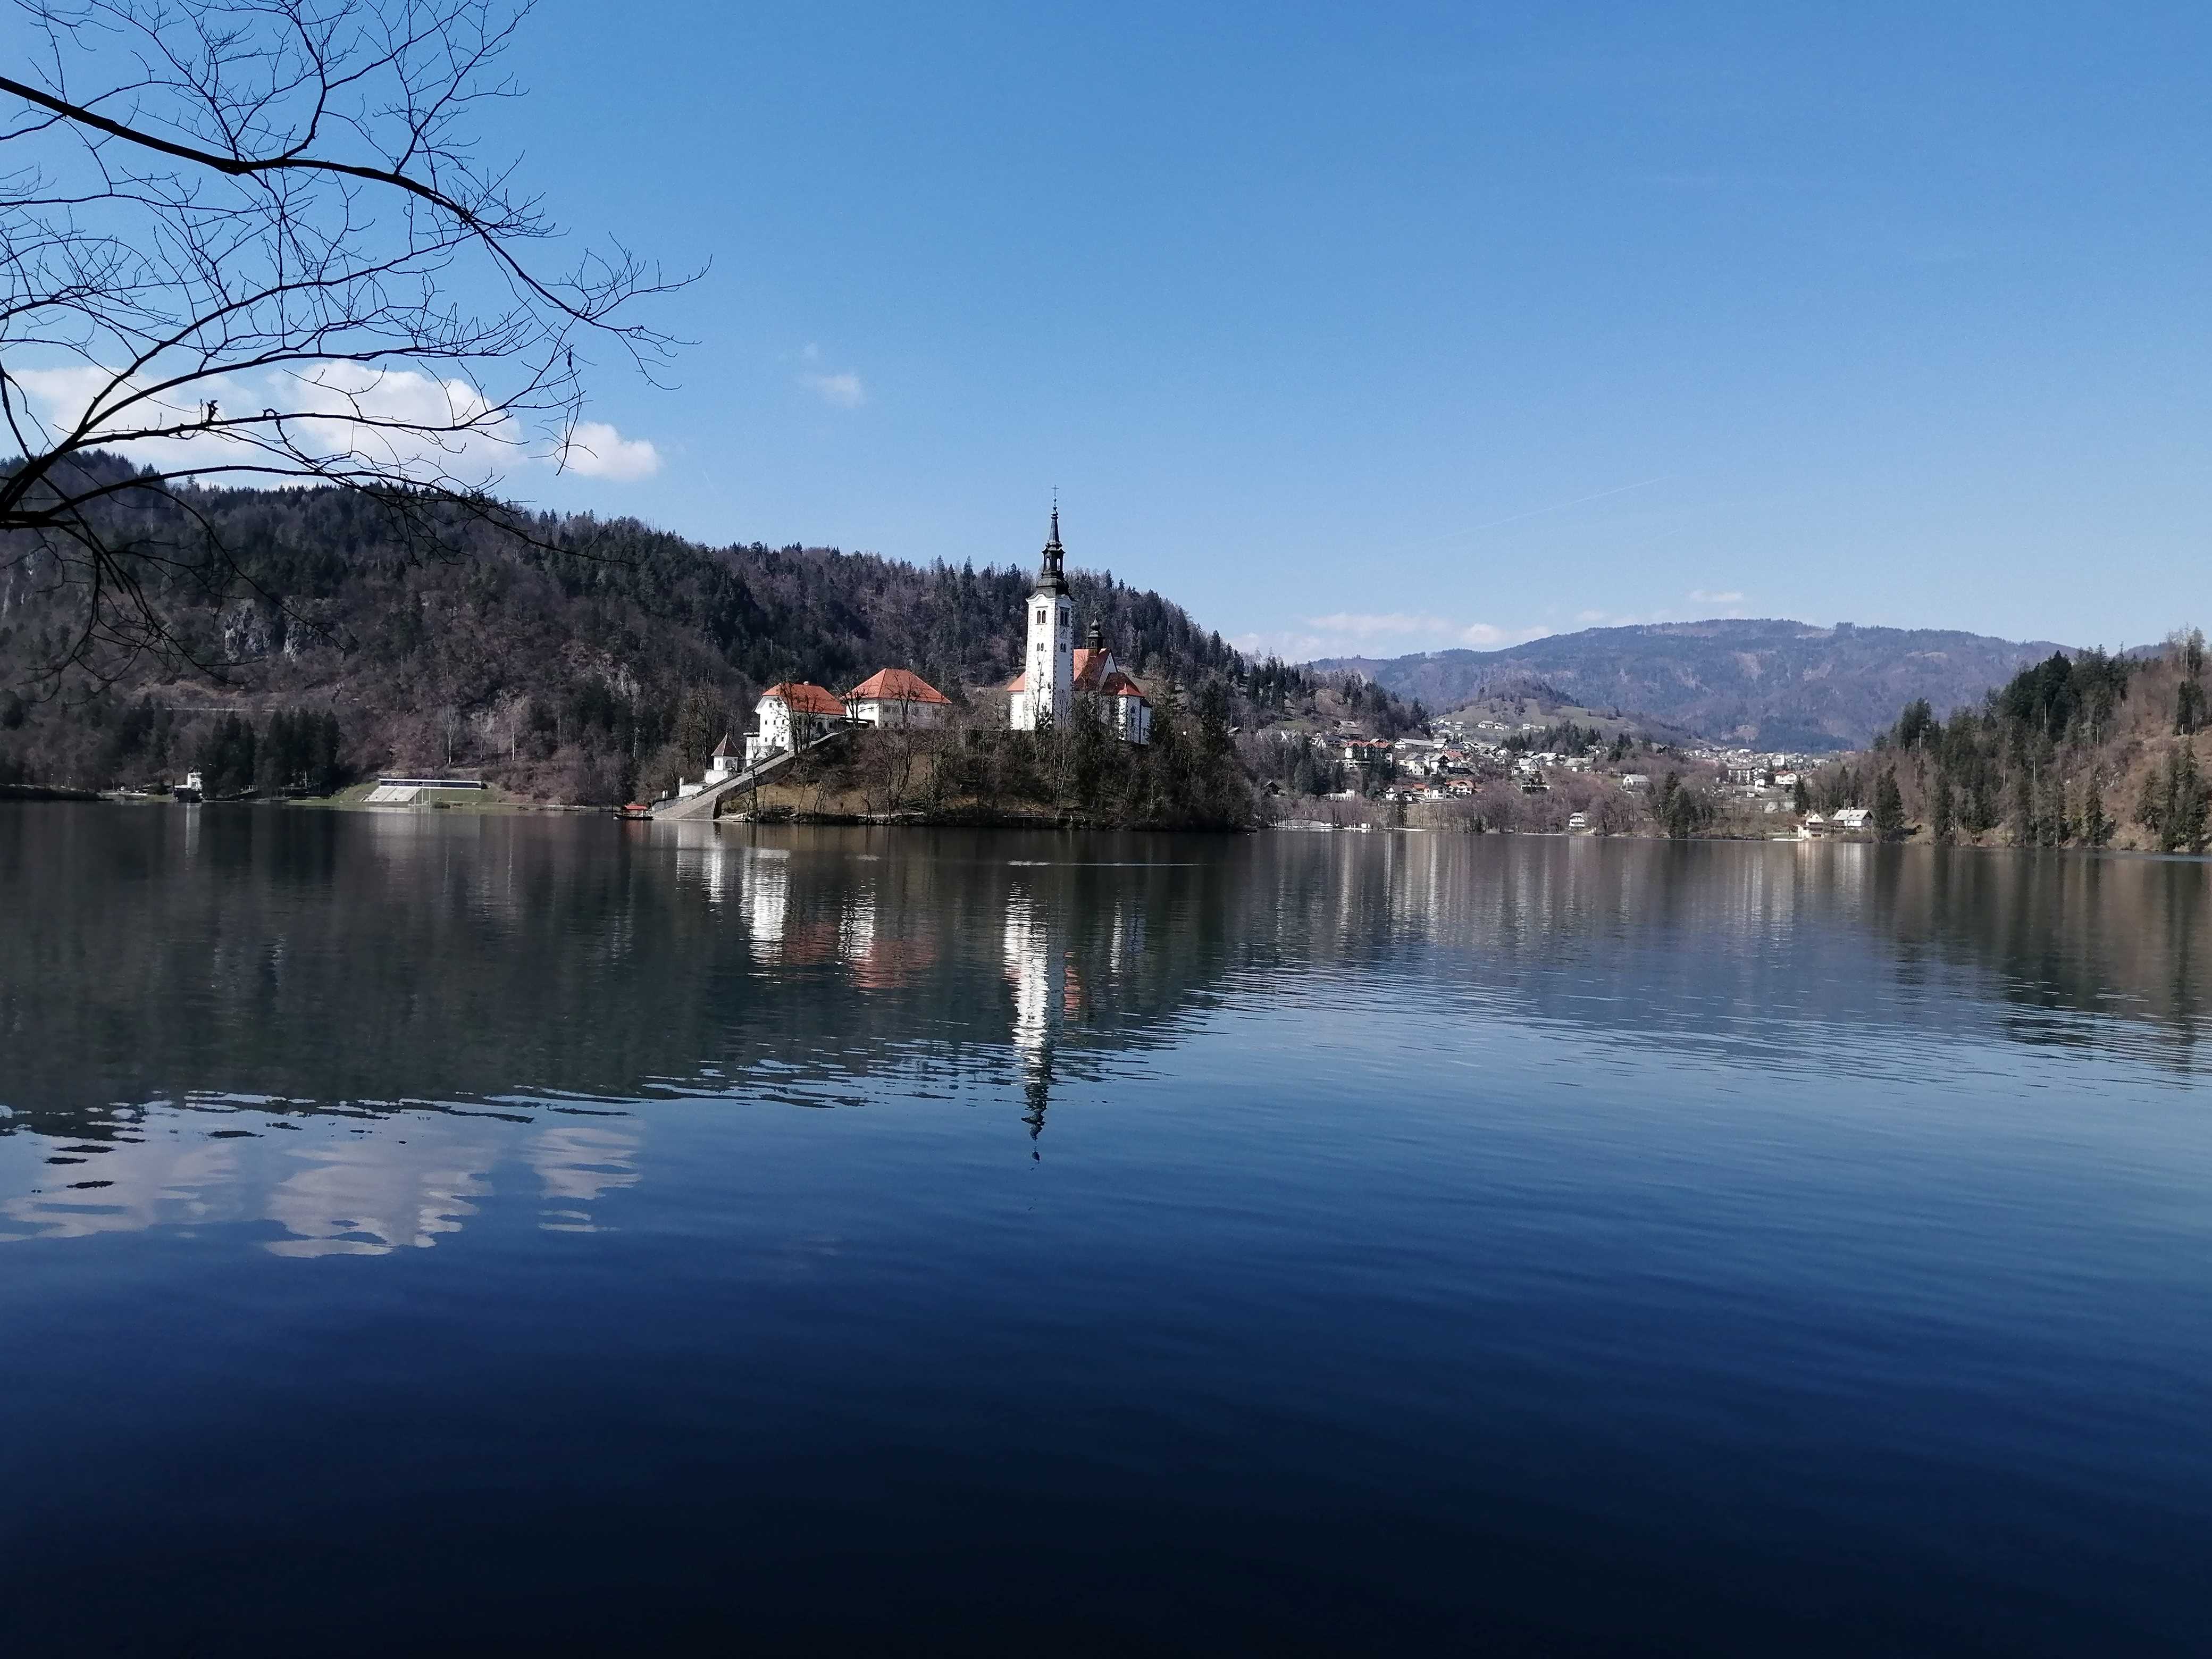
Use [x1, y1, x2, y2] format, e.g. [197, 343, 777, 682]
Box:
[1003, 891, 1064, 1152]
[1011, 504, 1074, 731]
[741, 847, 791, 953]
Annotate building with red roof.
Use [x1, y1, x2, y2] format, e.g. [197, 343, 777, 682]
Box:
[744, 681, 850, 766]
[844, 668, 952, 730]
[999, 518, 1154, 750]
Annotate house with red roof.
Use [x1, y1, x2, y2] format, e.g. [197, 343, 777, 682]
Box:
[744, 681, 849, 766]
[845, 668, 952, 730]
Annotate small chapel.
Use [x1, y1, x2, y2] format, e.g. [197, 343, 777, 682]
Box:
[1003, 507, 1152, 744]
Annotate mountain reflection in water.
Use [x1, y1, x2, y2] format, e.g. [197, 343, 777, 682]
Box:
[3, 806, 2209, 1656]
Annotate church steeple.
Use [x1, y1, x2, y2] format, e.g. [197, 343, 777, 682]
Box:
[1035, 497, 1067, 594]
[1015, 493, 1076, 732]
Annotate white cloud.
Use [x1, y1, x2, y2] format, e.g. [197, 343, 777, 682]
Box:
[1460, 622, 1550, 647]
[1231, 613, 1548, 662]
[788, 343, 867, 409]
[1689, 589, 1745, 605]
[801, 370, 866, 408]
[557, 421, 660, 481]
[12, 362, 658, 485]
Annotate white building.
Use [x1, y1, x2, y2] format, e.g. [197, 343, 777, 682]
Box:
[743, 682, 847, 767]
[845, 668, 952, 729]
[1004, 508, 1152, 745]
[1009, 507, 1075, 731]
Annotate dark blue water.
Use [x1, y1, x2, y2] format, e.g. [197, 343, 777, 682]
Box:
[3, 807, 2208, 1655]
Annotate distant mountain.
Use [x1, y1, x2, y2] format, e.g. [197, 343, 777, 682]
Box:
[1314, 619, 2075, 751]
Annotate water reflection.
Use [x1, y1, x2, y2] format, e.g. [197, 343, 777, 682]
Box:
[3, 807, 2209, 1252]
[0, 1097, 641, 1252]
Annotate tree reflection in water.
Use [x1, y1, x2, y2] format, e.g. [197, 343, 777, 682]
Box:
[2, 805, 2207, 1250]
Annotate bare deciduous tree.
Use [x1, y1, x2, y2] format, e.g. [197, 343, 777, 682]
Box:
[0, 0, 686, 683]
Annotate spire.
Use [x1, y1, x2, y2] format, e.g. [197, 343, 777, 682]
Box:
[1086, 616, 1104, 653]
[1034, 493, 1068, 594]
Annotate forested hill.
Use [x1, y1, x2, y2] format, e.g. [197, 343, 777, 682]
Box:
[0, 458, 1401, 801]
[1833, 633, 2209, 853]
[1317, 618, 2075, 751]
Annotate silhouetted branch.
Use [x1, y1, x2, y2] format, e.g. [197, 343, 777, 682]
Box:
[0, 0, 691, 687]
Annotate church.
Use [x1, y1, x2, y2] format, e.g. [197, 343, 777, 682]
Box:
[1003, 507, 1153, 744]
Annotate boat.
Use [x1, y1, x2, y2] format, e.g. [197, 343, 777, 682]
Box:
[174, 769, 204, 804]
[615, 801, 653, 821]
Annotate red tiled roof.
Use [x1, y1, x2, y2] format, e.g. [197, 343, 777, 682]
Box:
[1004, 655, 1141, 703]
[845, 668, 950, 705]
[1013, 650, 1145, 697]
[762, 681, 845, 717]
[1096, 670, 1147, 701]
[712, 732, 739, 757]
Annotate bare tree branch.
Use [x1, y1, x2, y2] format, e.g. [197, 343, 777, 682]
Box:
[0, 0, 692, 691]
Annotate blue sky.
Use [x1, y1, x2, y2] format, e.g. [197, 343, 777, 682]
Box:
[490, 2, 2209, 658]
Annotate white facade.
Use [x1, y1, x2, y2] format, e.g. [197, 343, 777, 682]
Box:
[1108, 689, 1151, 745]
[1011, 512, 1074, 731]
[845, 670, 952, 730]
[744, 684, 845, 767]
[852, 695, 944, 730]
[1003, 507, 1152, 746]
[745, 695, 794, 766]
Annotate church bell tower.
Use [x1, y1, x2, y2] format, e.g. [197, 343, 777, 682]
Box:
[1018, 502, 1075, 730]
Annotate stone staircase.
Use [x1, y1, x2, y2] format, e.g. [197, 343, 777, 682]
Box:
[647, 729, 848, 822]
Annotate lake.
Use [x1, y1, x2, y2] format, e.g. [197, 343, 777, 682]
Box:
[3, 805, 2207, 1656]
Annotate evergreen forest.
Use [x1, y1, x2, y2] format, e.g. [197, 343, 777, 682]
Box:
[1830, 633, 2209, 851]
[0, 456, 1415, 808]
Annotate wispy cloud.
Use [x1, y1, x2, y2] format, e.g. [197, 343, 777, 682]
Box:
[1689, 589, 1744, 605]
[801, 370, 866, 408]
[796, 343, 866, 408]
[1233, 613, 1550, 662]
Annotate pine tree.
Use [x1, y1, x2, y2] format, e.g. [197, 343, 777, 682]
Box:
[2173, 744, 2209, 853]
[2080, 774, 2111, 848]
[1873, 766, 1906, 842]
[2037, 767, 2067, 847]
[1792, 774, 1810, 814]
[1931, 769, 1956, 846]
[2138, 766, 2166, 842]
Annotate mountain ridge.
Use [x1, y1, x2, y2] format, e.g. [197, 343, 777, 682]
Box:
[1313, 617, 2077, 750]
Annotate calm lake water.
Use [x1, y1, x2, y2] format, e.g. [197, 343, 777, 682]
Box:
[3, 806, 2208, 1656]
